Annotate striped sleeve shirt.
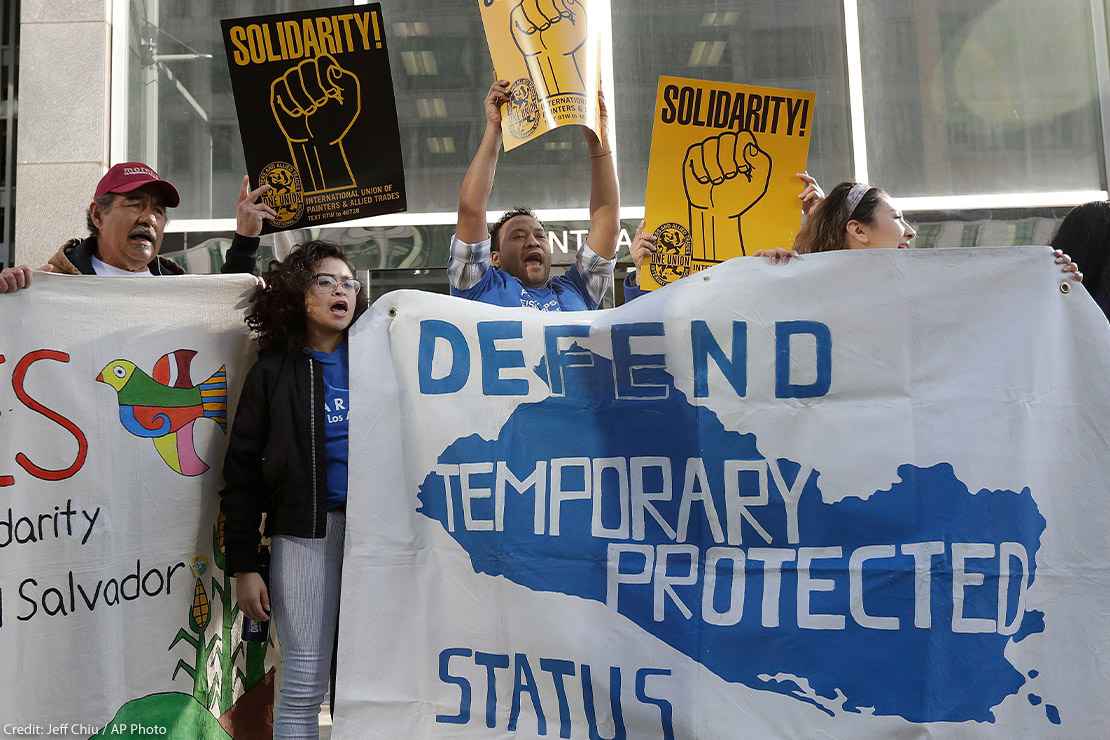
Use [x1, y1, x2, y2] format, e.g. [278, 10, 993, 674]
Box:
[447, 234, 615, 311]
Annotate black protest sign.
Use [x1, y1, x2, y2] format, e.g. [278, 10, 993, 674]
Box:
[221, 4, 405, 232]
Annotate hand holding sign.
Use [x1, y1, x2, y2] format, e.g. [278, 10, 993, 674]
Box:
[485, 79, 512, 129]
[269, 54, 362, 193]
[235, 176, 277, 238]
[682, 131, 772, 259]
[582, 86, 610, 148]
[510, 0, 588, 98]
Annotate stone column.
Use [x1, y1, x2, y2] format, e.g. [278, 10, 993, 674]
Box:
[14, 0, 111, 267]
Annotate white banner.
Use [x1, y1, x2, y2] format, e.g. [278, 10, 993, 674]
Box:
[338, 247, 1110, 739]
[0, 274, 274, 738]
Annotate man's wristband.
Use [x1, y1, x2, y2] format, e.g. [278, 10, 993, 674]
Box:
[589, 149, 613, 159]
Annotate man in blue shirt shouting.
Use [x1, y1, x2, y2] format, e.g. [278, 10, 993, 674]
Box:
[448, 80, 620, 311]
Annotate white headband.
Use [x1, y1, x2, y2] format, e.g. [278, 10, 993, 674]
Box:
[845, 183, 872, 217]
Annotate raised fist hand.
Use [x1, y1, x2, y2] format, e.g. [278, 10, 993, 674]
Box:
[683, 131, 771, 217]
[510, 0, 588, 98]
[269, 54, 362, 192]
[682, 131, 772, 259]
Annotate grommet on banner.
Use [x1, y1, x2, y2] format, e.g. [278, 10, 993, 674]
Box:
[1060, 282, 1071, 294]
[388, 307, 398, 317]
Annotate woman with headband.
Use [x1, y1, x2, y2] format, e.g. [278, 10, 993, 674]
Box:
[623, 180, 1081, 300]
[794, 182, 914, 253]
[794, 182, 1081, 280]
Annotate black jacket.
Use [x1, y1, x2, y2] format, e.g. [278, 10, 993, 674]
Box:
[48, 234, 262, 276]
[220, 349, 330, 575]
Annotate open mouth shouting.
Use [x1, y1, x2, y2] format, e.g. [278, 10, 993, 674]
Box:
[329, 297, 350, 318]
[522, 247, 546, 270]
[128, 227, 157, 250]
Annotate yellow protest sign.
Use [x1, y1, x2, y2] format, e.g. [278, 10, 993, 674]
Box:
[641, 76, 815, 290]
[477, 0, 607, 150]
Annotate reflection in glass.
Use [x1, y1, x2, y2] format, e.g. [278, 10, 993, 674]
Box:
[611, 0, 853, 204]
[860, 0, 1104, 195]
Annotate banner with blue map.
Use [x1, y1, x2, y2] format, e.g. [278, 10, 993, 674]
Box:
[336, 246, 1110, 739]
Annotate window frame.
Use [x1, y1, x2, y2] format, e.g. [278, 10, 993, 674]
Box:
[109, 0, 1110, 238]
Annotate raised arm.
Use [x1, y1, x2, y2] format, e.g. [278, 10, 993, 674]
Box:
[585, 90, 620, 259]
[456, 80, 511, 243]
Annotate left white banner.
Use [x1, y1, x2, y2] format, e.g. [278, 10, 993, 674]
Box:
[0, 274, 273, 738]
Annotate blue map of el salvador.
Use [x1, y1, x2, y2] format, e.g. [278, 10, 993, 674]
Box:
[418, 346, 1050, 724]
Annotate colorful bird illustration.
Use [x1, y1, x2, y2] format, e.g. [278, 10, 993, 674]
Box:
[95, 349, 228, 477]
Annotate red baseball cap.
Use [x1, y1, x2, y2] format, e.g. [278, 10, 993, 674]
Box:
[94, 162, 181, 207]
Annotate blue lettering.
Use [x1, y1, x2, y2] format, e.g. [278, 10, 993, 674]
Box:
[539, 658, 576, 738]
[478, 321, 529, 396]
[509, 653, 547, 735]
[581, 664, 626, 740]
[775, 321, 831, 398]
[418, 320, 470, 395]
[612, 322, 668, 399]
[435, 648, 472, 724]
[635, 668, 674, 740]
[475, 651, 511, 728]
[691, 320, 747, 398]
[544, 324, 593, 396]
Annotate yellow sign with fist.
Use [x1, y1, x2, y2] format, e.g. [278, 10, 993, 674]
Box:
[478, 0, 608, 150]
[641, 75, 815, 290]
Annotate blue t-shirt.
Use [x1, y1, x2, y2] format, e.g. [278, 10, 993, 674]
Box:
[452, 265, 598, 311]
[622, 272, 648, 303]
[309, 342, 350, 510]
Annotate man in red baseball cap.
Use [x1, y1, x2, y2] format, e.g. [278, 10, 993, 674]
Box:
[0, 161, 274, 290]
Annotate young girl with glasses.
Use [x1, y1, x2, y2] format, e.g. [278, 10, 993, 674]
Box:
[219, 240, 366, 738]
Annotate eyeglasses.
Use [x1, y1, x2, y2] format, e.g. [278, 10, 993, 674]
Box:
[311, 273, 362, 294]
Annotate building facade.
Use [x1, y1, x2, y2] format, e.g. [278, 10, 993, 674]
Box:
[13, 0, 1110, 299]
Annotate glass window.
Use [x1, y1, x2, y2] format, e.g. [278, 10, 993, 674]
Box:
[126, 0, 601, 220]
[859, 0, 1105, 196]
[1, 0, 18, 264]
[124, 0, 1110, 229]
[903, 206, 1070, 249]
[126, 1, 351, 221]
[383, 0, 592, 213]
[610, 0, 854, 206]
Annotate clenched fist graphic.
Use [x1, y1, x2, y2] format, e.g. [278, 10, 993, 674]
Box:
[682, 131, 772, 259]
[269, 54, 362, 194]
[510, 0, 588, 98]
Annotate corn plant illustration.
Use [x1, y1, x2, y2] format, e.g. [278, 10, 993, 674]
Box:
[208, 513, 270, 714]
[97, 518, 274, 738]
[209, 516, 237, 713]
[169, 558, 218, 709]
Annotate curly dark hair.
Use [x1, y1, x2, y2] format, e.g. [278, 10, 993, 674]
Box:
[246, 240, 368, 352]
[490, 207, 541, 252]
[794, 182, 887, 254]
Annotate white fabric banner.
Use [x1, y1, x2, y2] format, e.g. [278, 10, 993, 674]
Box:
[337, 247, 1110, 739]
[0, 274, 273, 738]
